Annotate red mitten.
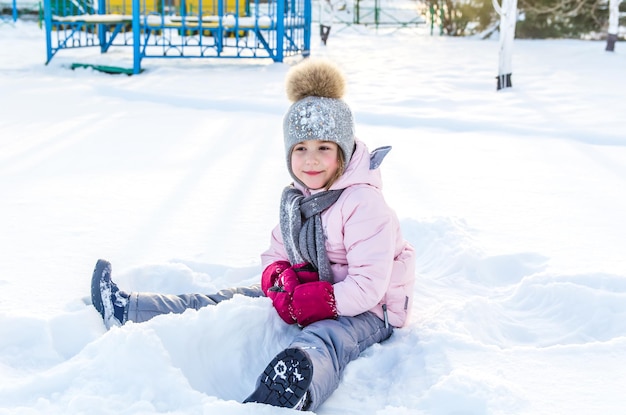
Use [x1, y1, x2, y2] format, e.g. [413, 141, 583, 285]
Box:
[268, 291, 296, 324]
[291, 262, 319, 284]
[291, 281, 338, 327]
[265, 265, 301, 325]
[261, 261, 291, 295]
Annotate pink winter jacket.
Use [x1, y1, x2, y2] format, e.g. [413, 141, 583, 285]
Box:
[261, 140, 416, 328]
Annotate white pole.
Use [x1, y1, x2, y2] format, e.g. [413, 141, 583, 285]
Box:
[606, 0, 620, 51]
[493, 0, 518, 89]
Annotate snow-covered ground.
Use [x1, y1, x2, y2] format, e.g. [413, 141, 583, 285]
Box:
[1, 20, 626, 415]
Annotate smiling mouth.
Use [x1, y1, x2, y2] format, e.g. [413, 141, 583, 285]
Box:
[304, 171, 322, 175]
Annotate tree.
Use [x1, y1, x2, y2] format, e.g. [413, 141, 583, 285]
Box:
[429, 0, 614, 40]
[516, 0, 609, 38]
[606, 0, 621, 50]
[493, 0, 518, 89]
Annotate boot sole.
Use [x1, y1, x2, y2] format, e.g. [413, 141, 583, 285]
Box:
[244, 348, 312, 408]
[90, 259, 111, 318]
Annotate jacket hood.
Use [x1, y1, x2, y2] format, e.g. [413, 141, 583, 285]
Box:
[294, 139, 389, 195]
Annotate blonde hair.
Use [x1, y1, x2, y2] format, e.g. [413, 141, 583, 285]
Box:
[324, 148, 346, 190]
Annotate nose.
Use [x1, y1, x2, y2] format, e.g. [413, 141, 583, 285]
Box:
[304, 152, 318, 165]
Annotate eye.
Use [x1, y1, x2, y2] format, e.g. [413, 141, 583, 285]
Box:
[293, 145, 306, 152]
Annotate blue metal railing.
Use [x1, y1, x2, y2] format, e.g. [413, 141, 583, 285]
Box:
[43, 0, 311, 73]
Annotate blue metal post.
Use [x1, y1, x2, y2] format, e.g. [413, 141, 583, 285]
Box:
[217, 0, 223, 55]
[12, 0, 17, 21]
[275, 0, 284, 61]
[303, 0, 311, 57]
[43, 0, 53, 63]
[98, 0, 106, 51]
[132, 0, 141, 73]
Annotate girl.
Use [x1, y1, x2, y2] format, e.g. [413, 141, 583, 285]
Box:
[91, 59, 416, 411]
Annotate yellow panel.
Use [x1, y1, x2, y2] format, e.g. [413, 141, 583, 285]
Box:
[107, 0, 174, 14]
[184, 0, 246, 16]
[107, 0, 131, 14]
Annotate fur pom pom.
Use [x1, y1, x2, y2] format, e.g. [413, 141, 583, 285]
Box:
[286, 59, 346, 102]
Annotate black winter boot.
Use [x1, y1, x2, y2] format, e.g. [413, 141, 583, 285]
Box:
[91, 259, 129, 329]
[244, 348, 312, 410]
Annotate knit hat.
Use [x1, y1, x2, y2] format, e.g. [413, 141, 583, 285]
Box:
[283, 59, 355, 184]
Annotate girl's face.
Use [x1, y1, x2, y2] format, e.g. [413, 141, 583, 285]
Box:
[291, 140, 340, 190]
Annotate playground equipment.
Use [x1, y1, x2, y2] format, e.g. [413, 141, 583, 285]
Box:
[318, 0, 425, 31]
[352, 0, 424, 28]
[0, 0, 18, 22]
[43, 0, 312, 74]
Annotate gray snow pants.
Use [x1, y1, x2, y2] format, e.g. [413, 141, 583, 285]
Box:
[125, 285, 394, 411]
[126, 285, 266, 323]
[290, 312, 393, 411]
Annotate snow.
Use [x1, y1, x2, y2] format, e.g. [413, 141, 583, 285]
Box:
[1, 20, 626, 415]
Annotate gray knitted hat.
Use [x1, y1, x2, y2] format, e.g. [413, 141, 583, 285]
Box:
[283, 60, 355, 184]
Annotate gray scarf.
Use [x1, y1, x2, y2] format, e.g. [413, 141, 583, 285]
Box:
[279, 186, 344, 283]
